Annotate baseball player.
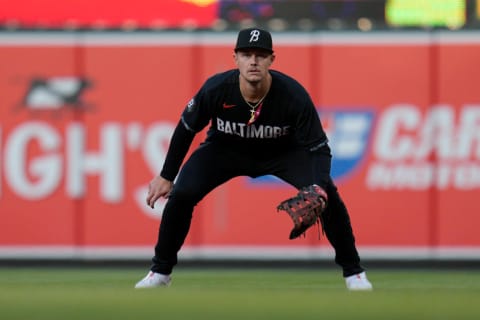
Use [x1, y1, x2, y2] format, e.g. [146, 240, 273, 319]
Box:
[135, 28, 372, 290]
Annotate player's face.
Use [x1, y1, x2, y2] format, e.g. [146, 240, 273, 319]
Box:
[234, 49, 275, 84]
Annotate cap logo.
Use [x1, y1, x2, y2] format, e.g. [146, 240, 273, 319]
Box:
[249, 30, 260, 43]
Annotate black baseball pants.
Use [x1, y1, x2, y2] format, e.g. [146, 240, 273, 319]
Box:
[151, 141, 364, 277]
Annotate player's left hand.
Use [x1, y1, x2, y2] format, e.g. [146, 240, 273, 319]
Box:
[277, 184, 328, 239]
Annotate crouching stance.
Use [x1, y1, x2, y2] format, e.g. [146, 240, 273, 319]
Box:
[135, 28, 372, 291]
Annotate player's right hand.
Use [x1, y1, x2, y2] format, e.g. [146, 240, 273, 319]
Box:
[146, 175, 174, 208]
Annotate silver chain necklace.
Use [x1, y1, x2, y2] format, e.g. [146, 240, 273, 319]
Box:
[245, 93, 267, 125]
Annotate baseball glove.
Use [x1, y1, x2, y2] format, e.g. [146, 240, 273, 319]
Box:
[277, 184, 328, 239]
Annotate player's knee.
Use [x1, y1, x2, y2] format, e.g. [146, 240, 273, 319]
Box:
[169, 186, 202, 206]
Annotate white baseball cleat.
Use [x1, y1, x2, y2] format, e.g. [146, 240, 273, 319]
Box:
[134, 271, 171, 289]
[345, 271, 373, 291]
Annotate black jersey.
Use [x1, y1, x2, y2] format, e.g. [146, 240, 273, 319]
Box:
[160, 69, 329, 181]
[181, 69, 328, 150]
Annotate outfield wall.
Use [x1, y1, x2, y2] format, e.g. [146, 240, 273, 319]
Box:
[1, 31, 479, 261]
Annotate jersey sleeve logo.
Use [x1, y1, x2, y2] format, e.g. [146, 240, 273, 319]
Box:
[186, 98, 195, 112]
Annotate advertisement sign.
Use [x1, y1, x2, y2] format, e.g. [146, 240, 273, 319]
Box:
[1, 32, 479, 259]
[0, 0, 218, 29]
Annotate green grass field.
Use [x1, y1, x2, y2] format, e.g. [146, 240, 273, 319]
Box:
[1, 267, 479, 320]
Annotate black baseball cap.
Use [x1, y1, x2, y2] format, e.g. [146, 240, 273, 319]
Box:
[234, 28, 273, 54]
